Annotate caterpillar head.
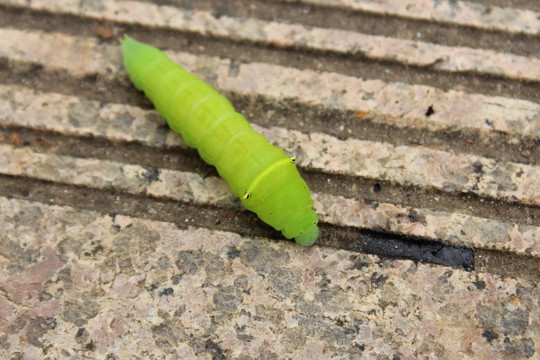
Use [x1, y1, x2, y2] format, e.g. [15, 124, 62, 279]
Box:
[295, 224, 319, 247]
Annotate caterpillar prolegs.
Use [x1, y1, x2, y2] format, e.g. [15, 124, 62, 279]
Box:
[121, 37, 318, 246]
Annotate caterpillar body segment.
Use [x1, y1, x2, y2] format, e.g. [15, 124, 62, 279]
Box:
[121, 37, 318, 246]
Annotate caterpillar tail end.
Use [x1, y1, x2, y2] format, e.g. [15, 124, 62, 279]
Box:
[120, 35, 138, 51]
[120, 35, 136, 48]
[294, 225, 319, 247]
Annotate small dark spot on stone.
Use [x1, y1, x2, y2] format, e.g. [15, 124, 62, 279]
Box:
[85, 341, 95, 350]
[370, 272, 388, 286]
[171, 275, 182, 285]
[482, 329, 498, 343]
[392, 355, 401, 360]
[474, 280, 486, 290]
[92, 245, 103, 256]
[160, 288, 174, 296]
[39, 291, 53, 301]
[473, 161, 483, 173]
[145, 168, 160, 182]
[522, 338, 535, 358]
[408, 209, 426, 225]
[175, 250, 201, 275]
[21, 189, 30, 196]
[83, 73, 98, 83]
[373, 183, 382, 193]
[425, 105, 435, 117]
[149, 284, 158, 292]
[205, 339, 226, 360]
[358, 344, 365, 351]
[439, 270, 453, 282]
[352, 258, 369, 270]
[158, 309, 170, 319]
[30, 63, 44, 73]
[228, 60, 241, 77]
[364, 199, 379, 209]
[226, 247, 240, 259]
[213, 289, 242, 312]
[318, 275, 331, 288]
[76, 328, 86, 338]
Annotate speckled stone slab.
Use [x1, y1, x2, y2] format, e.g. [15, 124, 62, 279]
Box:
[2, 31, 538, 139]
[1, 143, 539, 257]
[2, 0, 539, 81]
[0, 197, 538, 359]
[0, 0, 538, 358]
[281, 0, 540, 35]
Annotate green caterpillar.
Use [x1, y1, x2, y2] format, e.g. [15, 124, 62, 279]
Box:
[121, 37, 318, 246]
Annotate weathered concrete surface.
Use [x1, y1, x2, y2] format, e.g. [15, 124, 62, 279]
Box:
[1, 197, 538, 359]
[0, 0, 538, 358]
